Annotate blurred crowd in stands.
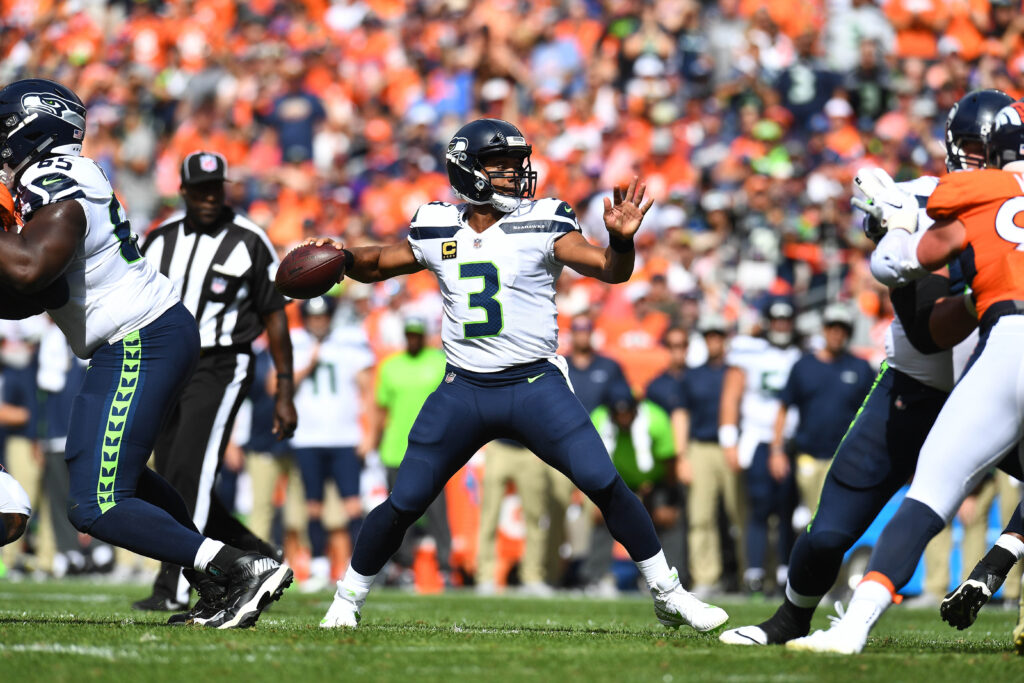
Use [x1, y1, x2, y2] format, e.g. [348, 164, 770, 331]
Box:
[2, 0, 1024, 601]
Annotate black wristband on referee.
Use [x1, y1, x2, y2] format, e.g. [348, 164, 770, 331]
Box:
[609, 235, 634, 253]
[342, 248, 355, 271]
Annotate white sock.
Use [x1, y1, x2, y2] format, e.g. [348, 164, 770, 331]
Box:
[785, 581, 823, 609]
[843, 580, 892, 632]
[310, 556, 330, 580]
[637, 550, 676, 590]
[995, 534, 1024, 560]
[193, 538, 225, 572]
[338, 565, 376, 602]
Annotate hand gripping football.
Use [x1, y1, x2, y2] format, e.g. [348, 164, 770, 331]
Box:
[275, 243, 347, 299]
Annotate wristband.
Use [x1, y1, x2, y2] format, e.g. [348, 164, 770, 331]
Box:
[718, 424, 739, 448]
[609, 235, 634, 253]
[341, 248, 355, 272]
[964, 290, 977, 318]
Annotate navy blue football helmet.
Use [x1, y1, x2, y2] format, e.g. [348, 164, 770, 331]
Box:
[985, 101, 1024, 169]
[445, 118, 537, 212]
[0, 79, 86, 185]
[945, 89, 1014, 171]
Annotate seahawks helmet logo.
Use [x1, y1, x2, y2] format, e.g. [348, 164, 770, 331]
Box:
[20, 93, 86, 129]
[447, 137, 469, 162]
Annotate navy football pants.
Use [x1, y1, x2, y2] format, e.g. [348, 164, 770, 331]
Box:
[350, 360, 662, 576]
[65, 303, 208, 567]
[786, 364, 948, 599]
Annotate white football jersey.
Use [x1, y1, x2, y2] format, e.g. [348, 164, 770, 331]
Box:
[13, 155, 178, 359]
[726, 335, 800, 466]
[407, 198, 581, 372]
[290, 325, 375, 448]
[0, 467, 31, 516]
[879, 176, 969, 392]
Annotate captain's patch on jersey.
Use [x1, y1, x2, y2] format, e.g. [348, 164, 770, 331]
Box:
[442, 240, 457, 259]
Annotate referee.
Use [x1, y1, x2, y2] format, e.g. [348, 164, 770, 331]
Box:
[133, 151, 297, 611]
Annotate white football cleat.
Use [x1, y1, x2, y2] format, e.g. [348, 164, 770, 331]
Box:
[319, 587, 364, 629]
[785, 603, 869, 655]
[719, 625, 769, 646]
[651, 569, 729, 632]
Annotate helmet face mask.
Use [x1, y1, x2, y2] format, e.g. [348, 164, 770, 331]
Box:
[446, 119, 538, 213]
[945, 89, 1014, 171]
[0, 79, 87, 186]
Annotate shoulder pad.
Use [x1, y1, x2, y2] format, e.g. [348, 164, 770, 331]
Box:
[927, 169, 1019, 220]
[500, 198, 581, 235]
[16, 156, 110, 219]
[409, 202, 461, 241]
[410, 201, 459, 227]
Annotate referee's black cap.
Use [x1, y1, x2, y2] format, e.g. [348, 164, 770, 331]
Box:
[181, 151, 228, 186]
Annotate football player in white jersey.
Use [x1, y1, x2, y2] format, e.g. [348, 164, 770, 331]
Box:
[720, 89, 1013, 648]
[315, 118, 728, 632]
[0, 464, 31, 548]
[0, 79, 290, 628]
[718, 299, 802, 595]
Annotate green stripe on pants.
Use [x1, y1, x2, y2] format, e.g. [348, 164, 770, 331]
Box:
[97, 330, 142, 514]
[806, 360, 889, 531]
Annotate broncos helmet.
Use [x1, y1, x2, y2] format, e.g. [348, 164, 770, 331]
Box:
[445, 118, 537, 213]
[0, 79, 86, 187]
[985, 101, 1024, 169]
[945, 89, 1014, 171]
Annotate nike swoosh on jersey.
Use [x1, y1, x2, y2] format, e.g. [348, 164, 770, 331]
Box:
[527, 373, 545, 383]
[41, 176, 63, 185]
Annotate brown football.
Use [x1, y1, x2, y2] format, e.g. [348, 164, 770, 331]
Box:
[275, 244, 346, 299]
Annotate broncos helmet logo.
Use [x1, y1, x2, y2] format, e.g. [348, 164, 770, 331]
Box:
[20, 93, 86, 129]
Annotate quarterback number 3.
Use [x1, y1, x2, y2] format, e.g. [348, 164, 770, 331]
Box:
[460, 261, 503, 338]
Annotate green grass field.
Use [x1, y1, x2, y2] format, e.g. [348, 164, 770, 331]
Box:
[0, 581, 1020, 682]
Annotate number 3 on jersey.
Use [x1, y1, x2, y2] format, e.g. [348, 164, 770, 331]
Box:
[460, 261, 503, 338]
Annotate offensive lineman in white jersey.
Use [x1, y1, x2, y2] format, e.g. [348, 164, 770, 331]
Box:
[720, 89, 1013, 648]
[315, 118, 729, 631]
[0, 79, 289, 628]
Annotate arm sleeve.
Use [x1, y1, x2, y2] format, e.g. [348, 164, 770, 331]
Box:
[870, 228, 929, 287]
[888, 273, 952, 354]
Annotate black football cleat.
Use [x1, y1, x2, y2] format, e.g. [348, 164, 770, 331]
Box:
[168, 569, 228, 626]
[940, 579, 992, 630]
[195, 554, 293, 629]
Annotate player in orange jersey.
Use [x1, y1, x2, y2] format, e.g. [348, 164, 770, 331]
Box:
[789, 101, 1024, 654]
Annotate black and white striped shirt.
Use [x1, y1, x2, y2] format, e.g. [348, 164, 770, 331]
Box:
[141, 209, 285, 349]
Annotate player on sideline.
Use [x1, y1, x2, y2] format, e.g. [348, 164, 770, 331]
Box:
[720, 89, 1012, 647]
[0, 465, 31, 547]
[313, 118, 729, 631]
[0, 79, 290, 628]
[787, 100, 1024, 655]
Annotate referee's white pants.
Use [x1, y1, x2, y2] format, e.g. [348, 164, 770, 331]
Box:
[906, 315, 1024, 522]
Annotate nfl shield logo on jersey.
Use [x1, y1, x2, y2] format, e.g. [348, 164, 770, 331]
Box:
[473, 238, 482, 249]
[210, 276, 228, 294]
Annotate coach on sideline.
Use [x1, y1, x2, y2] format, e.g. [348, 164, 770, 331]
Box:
[133, 151, 297, 612]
